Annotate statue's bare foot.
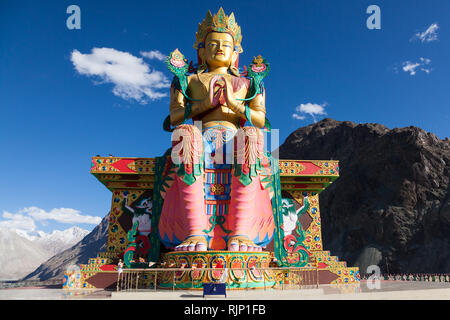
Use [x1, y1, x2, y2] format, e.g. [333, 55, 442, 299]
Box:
[227, 236, 262, 252]
[175, 236, 208, 252]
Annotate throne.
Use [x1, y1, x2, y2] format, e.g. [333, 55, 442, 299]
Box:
[61, 156, 359, 290]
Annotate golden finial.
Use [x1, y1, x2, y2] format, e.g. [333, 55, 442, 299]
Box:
[193, 7, 243, 53]
[253, 55, 264, 66]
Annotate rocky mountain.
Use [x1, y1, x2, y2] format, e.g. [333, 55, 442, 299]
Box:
[279, 118, 450, 275]
[22, 213, 109, 281]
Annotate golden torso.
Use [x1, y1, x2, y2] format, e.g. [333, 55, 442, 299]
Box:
[169, 31, 266, 130]
[186, 73, 249, 130]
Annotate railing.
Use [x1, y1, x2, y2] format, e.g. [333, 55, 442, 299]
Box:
[115, 267, 319, 292]
[360, 273, 450, 282]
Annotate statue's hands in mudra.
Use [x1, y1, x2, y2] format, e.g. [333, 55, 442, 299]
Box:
[223, 78, 245, 115]
[194, 78, 218, 113]
[206, 75, 245, 115]
[187, 75, 246, 121]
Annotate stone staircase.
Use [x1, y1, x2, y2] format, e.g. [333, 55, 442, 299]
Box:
[70, 252, 119, 289]
[310, 250, 359, 284]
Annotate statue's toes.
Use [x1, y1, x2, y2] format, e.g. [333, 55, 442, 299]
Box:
[195, 242, 207, 251]
[247, 245, 256, 252]
[251, 244, 262, 252]
[239, 243, 248, 252]
[228, 241, 239, 251]
[187, 243, 196, 251]
[175, 244, 186, 251]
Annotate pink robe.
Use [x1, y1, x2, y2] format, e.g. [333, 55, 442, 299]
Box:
[158, 124, 275, 250]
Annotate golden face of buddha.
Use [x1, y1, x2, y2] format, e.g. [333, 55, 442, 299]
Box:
[199, 32, 237, 70]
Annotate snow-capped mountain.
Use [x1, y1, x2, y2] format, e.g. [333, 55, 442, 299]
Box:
[0, 226, 89, 280]
[14, 229, 47, 241]
[33, 227, 90, 256]
[0, 228, 52, 280]
[23, 214, 109, 281]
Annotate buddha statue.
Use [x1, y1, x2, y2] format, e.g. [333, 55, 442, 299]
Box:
[157, 8, 276, 252]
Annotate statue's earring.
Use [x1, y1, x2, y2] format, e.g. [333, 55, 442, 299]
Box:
[197, 46, 207, 74]
[229, 52, 240, 77]
[229, 65, 240, 77]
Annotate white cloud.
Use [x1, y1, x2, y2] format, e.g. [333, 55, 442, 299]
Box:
[292, 102, 327, 122]
[0, 211, 36, 231]
[292, 113, 305, 120]
[23, 207, 102, 225]
[71, 47, 170, 104]
[402, 62, 421, 75]
[1, 207, 101, 229]
[411, 23, 439, 43]
[402, 57, 432, 76]
[140, 50, 167, 62]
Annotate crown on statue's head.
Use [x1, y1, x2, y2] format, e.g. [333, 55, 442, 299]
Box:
[193, 7, 243, 53]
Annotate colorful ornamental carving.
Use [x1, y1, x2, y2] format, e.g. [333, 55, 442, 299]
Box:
[159, 251, 274, 289]
[193, 7, 243, 53]
[91, 158, 338, 186]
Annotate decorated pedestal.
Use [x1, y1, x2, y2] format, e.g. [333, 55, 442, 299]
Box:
[62, 157, 359, 290]
[159, 251, 274, 289]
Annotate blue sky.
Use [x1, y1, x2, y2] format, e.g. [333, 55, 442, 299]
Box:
[0, 0, 449, 235]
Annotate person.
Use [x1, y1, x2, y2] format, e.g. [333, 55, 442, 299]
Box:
[219, 267, 229, 284]
[117, 259, 124, 274]
[158, 8, 275, 253]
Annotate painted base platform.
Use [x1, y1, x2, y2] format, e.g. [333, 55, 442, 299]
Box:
[63, 250, 360, 289]
[159, 251, 276, 289]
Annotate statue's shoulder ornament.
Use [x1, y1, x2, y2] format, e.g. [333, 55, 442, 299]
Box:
[166, 48, 190, 95]
[238, 55, 271, 131]
[237, 55, 269, 103]
[247, 55, 270, 87]
[164, 49, 199, 132]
